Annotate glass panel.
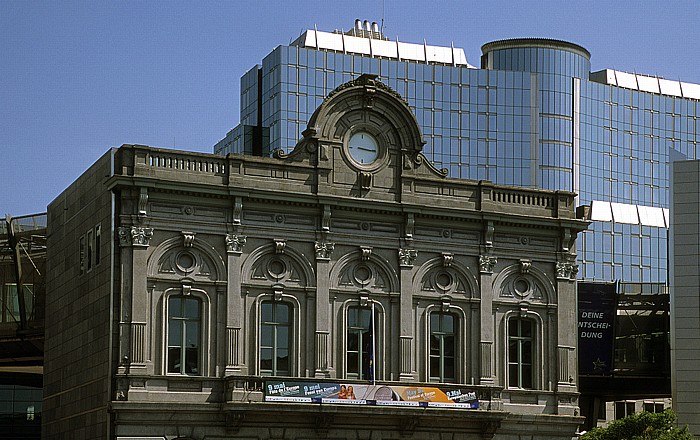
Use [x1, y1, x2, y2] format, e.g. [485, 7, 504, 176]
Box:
[168, 347, 181, 373]
[509, 364, 519, 387]
[277, 349, 289, 373]
[168, 322, 181, 346]
[521, 365, 532, 389]
[430, 356, 440, 378]
[443, 314, 454, 333]
[444, 358, 455, 381]
[185, 347, 198, 374]
[260, 325, 273, 346]
[430, 314, 439, 333]
[277, 326, 289, 349]
[347, 352, 359, 374]
[261, 302, 272, 322]
[277, 303, 290, 324]
[184, 298, 199, 319]
[348, 333, 359, 351]
[169, 297, 181, 318]
[186, 322, 199, 347]
[260, 348, 273, 371]
[444, 335, 455, 357]
[522, 341, 532, 364]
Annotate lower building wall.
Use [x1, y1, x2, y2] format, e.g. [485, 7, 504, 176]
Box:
[110, 402, 582, 440]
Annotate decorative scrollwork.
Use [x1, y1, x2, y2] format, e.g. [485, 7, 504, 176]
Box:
[556, 261, 579, 280]
[479, 255, 498, 273]
[118, 226, 153, 247]
[314, 241, 335, 260]
[399, 248, 418, 267]
[225, 234, 246, 254]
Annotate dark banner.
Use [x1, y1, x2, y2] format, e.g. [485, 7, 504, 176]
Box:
[578, 282, 616, 375]
[265, 380, 479, 409]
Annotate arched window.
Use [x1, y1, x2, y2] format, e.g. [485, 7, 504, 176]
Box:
[346, 305, 378, 380]
[508, 317, 534, 389]
[429, 311, 457, 383]
[260, 301, 292, 376]
[167, 296, 201, 375]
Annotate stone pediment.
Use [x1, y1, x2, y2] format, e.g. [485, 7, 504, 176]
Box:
[275, 74, 447, 201]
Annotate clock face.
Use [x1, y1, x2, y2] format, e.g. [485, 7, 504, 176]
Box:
[348, 132, 379, 165]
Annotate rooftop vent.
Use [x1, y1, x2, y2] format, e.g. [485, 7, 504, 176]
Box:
[339, 19, 387, 40]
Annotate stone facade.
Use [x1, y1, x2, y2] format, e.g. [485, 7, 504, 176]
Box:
[671, 159, 700, 436]
[45, 76, 588, 439]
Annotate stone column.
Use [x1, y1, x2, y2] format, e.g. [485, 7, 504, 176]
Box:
[479, 254, 497, 386]
[555, 260, 578, 393]
[117, 225, 153, 375]
[225, 234, 246, 375]
[399, 248, 417, 381]
[314, 241, 334, 378]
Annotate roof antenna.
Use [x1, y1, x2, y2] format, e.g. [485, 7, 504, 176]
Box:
[380, 0, 386, 34]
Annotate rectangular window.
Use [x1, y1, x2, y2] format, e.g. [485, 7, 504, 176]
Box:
[346, 306, 378, 380]
[260, 301, 291, 376]
[94, 224, 101, 266]
[615, 401, 636, 419]
[87, 229, 94, 271]
[167, 296, 201, 375]
[508, 318, 533, 389]
[429, 311, 457, 383]
[79, 235, 85, 274]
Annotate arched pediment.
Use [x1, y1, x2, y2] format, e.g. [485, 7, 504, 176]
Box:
[147, 236, 225, 282]
[413, 256, 479, 299]
[241, 242, 315, 288]
[492, 263, 556, 305]
[330, 250, 399, 293]
[276, 74, 447, 179]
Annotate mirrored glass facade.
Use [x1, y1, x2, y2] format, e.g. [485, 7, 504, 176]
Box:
[214, 31, 700, 289]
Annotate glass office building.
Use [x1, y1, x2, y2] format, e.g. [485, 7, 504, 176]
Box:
[214, 24, 700, 291]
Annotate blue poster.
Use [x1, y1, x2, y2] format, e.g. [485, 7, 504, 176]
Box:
[578, 282, 616, 375]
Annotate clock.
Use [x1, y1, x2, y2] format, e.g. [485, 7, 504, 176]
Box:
[347, 131, 379, 165]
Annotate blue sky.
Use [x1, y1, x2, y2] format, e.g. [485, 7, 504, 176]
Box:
[1, 1, 699, 215]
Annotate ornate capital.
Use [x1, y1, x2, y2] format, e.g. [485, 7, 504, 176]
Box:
[314, 241, 335, 260]
[479, 255, 498, 273]
[118, 226, 153, 247]
[556, 261, 579, 280]
[226, 234, 246, 254]
[399, 248, 418, 267]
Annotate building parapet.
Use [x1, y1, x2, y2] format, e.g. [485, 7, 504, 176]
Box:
[590, 69, 700, 100]
[111, 144, 579, 222]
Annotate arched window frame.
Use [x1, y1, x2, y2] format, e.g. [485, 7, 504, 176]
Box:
[503, 311, 544, 390]
[161, 286, 210, 376]
[340, 297, 386, 381]
[253, 293, 301, 377]
[424, 303, 467, 384]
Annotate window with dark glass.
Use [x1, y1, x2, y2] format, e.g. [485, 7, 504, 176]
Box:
[508, 317, 533, 389]
[260, 301, 291, 376]
[167, 296, 201, 375]
[346, 306, 377, 380]
[429, 311, 457, 383]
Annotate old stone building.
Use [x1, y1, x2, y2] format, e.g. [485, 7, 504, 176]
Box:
[45, 75, 588, 439]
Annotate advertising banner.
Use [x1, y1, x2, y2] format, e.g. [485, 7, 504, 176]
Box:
[578, 282, 616, 375]
[264, 380, 479, 409]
